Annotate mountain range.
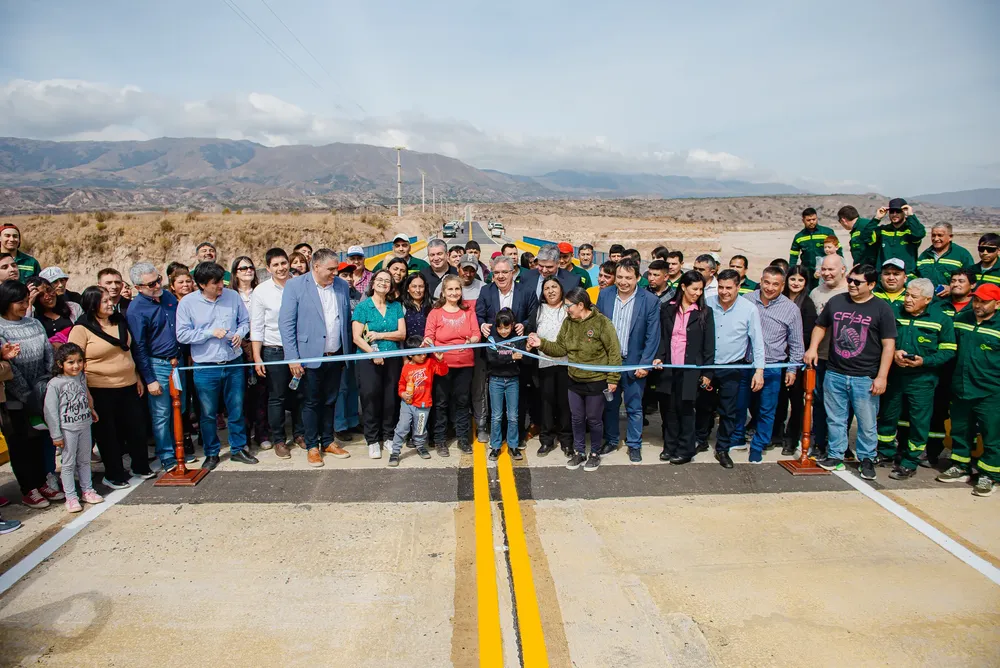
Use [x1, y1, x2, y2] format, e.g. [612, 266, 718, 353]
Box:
[912, 188, 1000, 208]
[0, 136, 805, 213]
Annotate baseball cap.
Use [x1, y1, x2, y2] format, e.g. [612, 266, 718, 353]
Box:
[888, 198, 907, 210]
[337, 262, 353, 273]
[459, 254, 479, 270]
[881, 258, 906, 271]
[491, 251, 502, 260]
[392, 233, 410, 243]
[972, 283, 1000, 301]
[39, 266, 70, 282]
[347, 245, 365, 257]
[557, 242, 574, 255]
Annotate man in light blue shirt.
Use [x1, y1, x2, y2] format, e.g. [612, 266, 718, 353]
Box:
[176, 261, 256, 470]
[702, 269, 766, 469]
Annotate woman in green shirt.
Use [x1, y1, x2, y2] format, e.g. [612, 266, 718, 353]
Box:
[352, 269, 406, 459]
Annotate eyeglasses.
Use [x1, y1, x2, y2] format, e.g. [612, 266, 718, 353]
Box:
[237, 266, 255, 272]
[493, 270, 512, 276]
[980, 246, 998, 253]
[138, 276, 162, 289]
[846, 277, 869, 286]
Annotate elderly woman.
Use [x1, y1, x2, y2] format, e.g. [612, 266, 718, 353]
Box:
[28, 276, 83, 345]
[68, 286, 151, 487]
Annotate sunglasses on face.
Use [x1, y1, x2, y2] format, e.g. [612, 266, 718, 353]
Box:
[980, 246, 998, 253]
[888, 209, 903, 214]
[138, 276, 163, 289]
[237, 265, 255, 272]
[846, 278, 870, 286]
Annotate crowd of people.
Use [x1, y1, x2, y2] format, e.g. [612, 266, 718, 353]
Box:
[0, 200, 998, 533]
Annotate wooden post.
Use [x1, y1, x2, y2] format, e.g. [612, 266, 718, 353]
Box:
[778, 366, 830, 475]
[154, 359, 209, 486]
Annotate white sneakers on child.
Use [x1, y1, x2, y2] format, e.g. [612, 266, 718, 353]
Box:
[368, 442, 382, 459]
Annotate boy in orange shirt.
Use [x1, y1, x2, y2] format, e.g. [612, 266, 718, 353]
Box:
[389, 336, 448, 466]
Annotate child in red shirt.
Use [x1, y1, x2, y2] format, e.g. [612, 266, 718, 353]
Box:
[389, 336, 448, 466]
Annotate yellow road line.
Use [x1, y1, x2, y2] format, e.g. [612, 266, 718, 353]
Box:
[473, 437, 504, 667]
[497, 446, 550, 667]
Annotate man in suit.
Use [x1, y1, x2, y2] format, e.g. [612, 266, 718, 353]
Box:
[597, 259, 661, 463]
[519, 243, 581, 300]
[477, 255, 539, 443]
[279, 248, 354, 467]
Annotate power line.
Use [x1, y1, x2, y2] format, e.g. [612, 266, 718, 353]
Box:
[219, 0, 324, 92]
[258, 0, 368, 116]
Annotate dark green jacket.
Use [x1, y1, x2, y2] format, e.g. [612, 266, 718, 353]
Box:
[738, 276, 758, 295]
[892, 306, 955, 379]
[790, 225, 841, 272]
[952, 310, 1000, 400]
[875, 215, 925, 274]
[973, 261, 1000, 287]
[874, 289, 907, 318]
[570, 264, 592, 289]
[538, 309, 621, 384]
[14, 251, 40, 284]
[848, 217, 879, 267]
[914, 243, 975, 289]
[373, 255, 431, 274]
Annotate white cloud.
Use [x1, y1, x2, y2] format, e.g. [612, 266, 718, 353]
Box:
[0, 78, 831, 186]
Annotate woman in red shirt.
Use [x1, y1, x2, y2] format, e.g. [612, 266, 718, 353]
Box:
[423, 275, 480, 456]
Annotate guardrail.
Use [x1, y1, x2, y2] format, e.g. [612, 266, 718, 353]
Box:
[344, 236, 418, 263]
[521, 236, 607, 265]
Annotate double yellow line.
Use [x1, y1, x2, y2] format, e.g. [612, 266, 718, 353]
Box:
[473, 436, 549, 667]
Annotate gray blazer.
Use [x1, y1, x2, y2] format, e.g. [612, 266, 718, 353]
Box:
[278, 272, 354, 368]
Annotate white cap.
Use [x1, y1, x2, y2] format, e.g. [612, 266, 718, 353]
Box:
[882, 258, 906, 271]
[39, 266, 70, 282]
[392, 233, 410, 243]
[347, 245, 365, 257]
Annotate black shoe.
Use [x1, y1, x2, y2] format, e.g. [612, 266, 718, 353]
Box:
[817, 457, 844, 471]
[599, 441, 618, 456]
[859, 458, 877, 480]
[338, 431, 354, 442]
[489, 449, 501, 461]
[669, 455, 693, 465]
[628, 448, 642, 464]
[416, 446, 431, 460]
[537, 443, 555, 457]
[132, 469, 157, 480]
[230, 450, 259, 465]
[566, 453, 586, 470]
[715, 451, 734, 469]
[889, 466, 917, 480]
[659, 449, 671, 462]
[458, 442, 472, 454]
[763, 441, 778, 451]
[642, 417, 649, 427]
[875, 453, 896, 467]
[436, 444, 450, 458]
[696, 441, 709, 453]
[561, 445, 574, 458]
[201, 455, 221, 471]
[388, 453, 400, 467]
[844, 448, 857, 462]
[780, 444, 797, 457]
[918, 457, 938, 469]
[511, 448, 523, 461]
[583, 453, 601, 472]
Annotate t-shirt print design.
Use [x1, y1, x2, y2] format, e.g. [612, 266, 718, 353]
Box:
[833, 310, 872, 360]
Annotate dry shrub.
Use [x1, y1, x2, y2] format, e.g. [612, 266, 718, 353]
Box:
[95, 222, 107, 231]
[185, 211, 200, 222]
[94, 210, 116, 223]
[222, 208, 231, 215]
[160, 218, 175, 232]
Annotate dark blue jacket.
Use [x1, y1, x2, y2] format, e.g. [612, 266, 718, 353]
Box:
[596, 286, 661, 379]
[476, 281, 537, 331]
[125, 291, 181, 385]
[518, 268, 581, 299]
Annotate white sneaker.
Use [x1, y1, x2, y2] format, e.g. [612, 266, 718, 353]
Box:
[259, 440, 273, 451]
[384, 440, 394, 457]
[368, 442, 382, 459]
[730, 443, 749, 451]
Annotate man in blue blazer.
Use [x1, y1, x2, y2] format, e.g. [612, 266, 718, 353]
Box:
[279, 248, 354, 466]
[518, 243, 581, 300]
[597, 259, 661, 462]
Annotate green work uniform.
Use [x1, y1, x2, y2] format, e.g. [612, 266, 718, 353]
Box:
[926, 300, 972, 460]
[222, 270, 232, 287]
[874, 290, 907, 318]
[874, 215, 925, 274]
[738, 276, 759, 295]
[876, 307, 956, 468]
[972, 261, 1000, 287]
[789, 225, 841, 276]
[571, 264, 593, 289]
[914, 243, 975, 290]
[13, 251, 40, 284]
[638, 273, 649, 288]
[373, 255, 431, 274]
[848, 217, 879, 267]
[950, 309, 1000, 480]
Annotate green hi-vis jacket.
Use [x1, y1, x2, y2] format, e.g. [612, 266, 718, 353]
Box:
[874, 289, 907, 318]
[914, 243, 975, 288]
[789, 225, 841, 272]
[875, 215, 925, 274]
[952, 310, 1000, 400]
[537, 308, 622, 385]
[848, 217, 879, 267]
[14, 251, 40, 284]
[936, 299, 971, 320]
[738, 277, 758, 295]
[973, 261, 1000, 287]
[892, 307, 956, 379]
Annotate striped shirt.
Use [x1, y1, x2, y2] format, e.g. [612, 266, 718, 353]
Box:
[745, 291, 804, 366]
[611, 289, 637, 357]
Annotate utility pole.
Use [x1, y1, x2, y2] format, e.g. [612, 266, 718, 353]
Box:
[395, 146, 405, 217]
[420, 170, 426, 213]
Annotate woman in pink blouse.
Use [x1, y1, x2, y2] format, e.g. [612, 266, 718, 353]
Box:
[423, 275, 480, 457]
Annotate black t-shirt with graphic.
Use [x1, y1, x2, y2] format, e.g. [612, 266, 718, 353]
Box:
[816, 293, 897, 378]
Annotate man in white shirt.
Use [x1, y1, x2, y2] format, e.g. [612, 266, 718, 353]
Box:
[251, 248, 303, 459]
[694, 254, 719, 300]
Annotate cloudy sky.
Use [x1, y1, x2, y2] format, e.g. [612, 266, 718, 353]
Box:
[1, 0, 998, 194]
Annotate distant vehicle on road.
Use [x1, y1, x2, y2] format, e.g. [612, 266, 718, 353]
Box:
[443, 222, 457, 238]
[491, 223, 504, 239]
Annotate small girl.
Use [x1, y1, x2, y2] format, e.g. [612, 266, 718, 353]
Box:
[43, 343, 103, 512]
[485, 309, 525, 461]
[390, 335, 448, 467]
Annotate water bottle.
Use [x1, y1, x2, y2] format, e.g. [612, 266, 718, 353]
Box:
[288, 375, 301, 391]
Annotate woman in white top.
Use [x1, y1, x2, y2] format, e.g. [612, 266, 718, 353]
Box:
[231, 256, 269, 449]
[530, 276, 572, 457]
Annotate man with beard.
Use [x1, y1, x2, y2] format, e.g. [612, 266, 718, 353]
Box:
[871, 199, 926, 274]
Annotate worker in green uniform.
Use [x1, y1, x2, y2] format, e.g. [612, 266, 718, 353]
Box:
[874, 259, 908, 317]
[373, 234, 431, 273]
[937, 283, 1000, 497]
[837, 205, 878, 267]
[871, 198, 925, 274]
[557, 242, 592, 289]
[0, 223, 41, 284]
[876, 278, 956, 478]
[914, 222, 975, 294]
[924, 268, 977, 467]
[729, 255, 758, 294]
[789, 207, 842, 289]
[971, 232, 1000, 287]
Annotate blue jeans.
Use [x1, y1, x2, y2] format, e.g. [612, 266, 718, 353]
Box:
[823, 370, 879, 461]
[335, 362, 360, 432]
[748, 368, 783, 454]
[149, 357, 186, 468]
[194, 360, 247, 457]
[392, 402, 430, 454]
[488, 376, 519, 451]
[603, 373, 646, 450]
